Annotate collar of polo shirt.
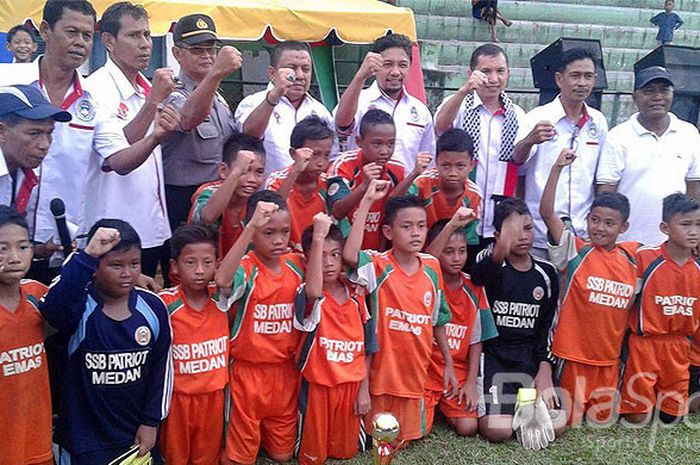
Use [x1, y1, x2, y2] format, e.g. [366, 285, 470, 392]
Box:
[264, 81, 312, 106]
[105, 57, 150, 99]
[367, 80, 409, 104]
[631, 111, 680, 137]
[548, 94, 593, 125]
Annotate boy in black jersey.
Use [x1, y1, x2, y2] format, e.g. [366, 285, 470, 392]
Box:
[470, 198, 565, 442]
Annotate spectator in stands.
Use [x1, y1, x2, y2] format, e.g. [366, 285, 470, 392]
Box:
[472, 0, 512, 43]
[236, 41, 334, 180]
[434, 43, 525, 258]
[6, 25, 38, 63]
[597, 66, 700, 245]
[333, 33, 435, 172]
[513, 48, 608, 259]
[651, 0, 683, 45]
[161, 14, 242, 233]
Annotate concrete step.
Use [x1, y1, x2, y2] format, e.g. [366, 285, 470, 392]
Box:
[529, 0, 700, 11]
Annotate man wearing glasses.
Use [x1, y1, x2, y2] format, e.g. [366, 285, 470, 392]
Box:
[513, 48, 608, 258]
[161, 13, 242, 234]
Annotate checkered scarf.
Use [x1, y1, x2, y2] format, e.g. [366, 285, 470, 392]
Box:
[460, 91, 518, 162]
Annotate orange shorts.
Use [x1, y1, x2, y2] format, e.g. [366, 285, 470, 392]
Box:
[298, 380, 363, 465]
[226, 360, 299, 464]
[366, 394, 426, 442]
[619, 334, 690, 417]
[159, 390, 225, 465]
[558, 359, 618, 426]
[424, 388, 478, 435]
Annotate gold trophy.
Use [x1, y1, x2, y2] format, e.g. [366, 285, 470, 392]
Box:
[370, 412, 402, 465]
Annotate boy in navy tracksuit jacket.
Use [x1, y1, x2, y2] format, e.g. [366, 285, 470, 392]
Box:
[40, 219, 173, 465]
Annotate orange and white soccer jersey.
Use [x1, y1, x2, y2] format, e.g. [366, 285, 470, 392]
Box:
[352, 250, 451, 398]
[188, 181, 247, 258]
[219, 251, 305, 364]
[327, 150, 405, 250]
[408, 169, 483, 245]
[549, 229, 639, 366]
[0, 280, 51, 465]
[297, 282, 375, 387]
[630, 244, 700, 337]
[265, 167, 330, 251]
[160, 285, 229, 394]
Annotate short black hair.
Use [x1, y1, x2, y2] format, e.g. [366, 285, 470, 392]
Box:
[43, 0, 96, 29]
[99, 1, 148, 37]
[0, 205, 29, 232]
[591, 192, 630, 222]
[270, 41, 311, 68]
[426, 218, 466, 248]
[86, 218, 141, 256]
[372, 33, 412, 61]
[300, 223, 344, 255]
[290, 115, 334, 149]
[244, 190, 288, 223]
[557, 47, 596, 73]
[383, 195, 425, 226]
[7, 25, 37, 43]
[169, 223, 218, 260]
[662, 193, 699, 223]
[222, 132, 265, 166]
[493, 197, 530, 232]
[359, 108, 395, 138]
[469, 42, 508, 70]
[436, 128, 474, 161]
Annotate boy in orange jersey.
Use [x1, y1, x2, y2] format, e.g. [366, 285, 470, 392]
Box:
[405, 129, 483, 253]
[422, 209, 498, 437]
[295, 214, 377, 464]
[158, 224, 228, 465]
[620, 193, 700, 424]
[215, 190, 304, 465]
[0, 206, 51, 465]
[265, 116, 334, 251]
[327, 109, 409, 250]
[343, 180, 459, 442]
[541, 148, 639, 426]
[189, 133, 265, 257]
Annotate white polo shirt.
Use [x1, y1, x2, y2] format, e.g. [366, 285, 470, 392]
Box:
[0, 58, 130, 243]
[437, 91, 526, 237]
[83, 58, 171, 249]
[0, 147, 39, 236]
[597, 112, 700, 245]
[518, 97, 608, 248]
[334, 81, 436, 172]
[234, 83, 334, 180]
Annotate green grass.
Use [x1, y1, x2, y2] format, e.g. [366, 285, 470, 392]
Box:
[255, 412, 700, 464]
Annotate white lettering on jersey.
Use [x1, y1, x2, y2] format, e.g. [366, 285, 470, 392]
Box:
[0, 343, 44, 377]
[586, 276, 634, 309]
[654, 295, 697, 316]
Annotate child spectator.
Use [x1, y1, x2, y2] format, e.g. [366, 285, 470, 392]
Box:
[6, 25, 38, 63]
[651, 0, 683, 45]
[541, 149, 639, 426]
[215, 190, 304, 465]
[296, 215, 376, 464]
[189, 133, 265, 258]
[470, 198, 565, 441]
[40, 219, 173, 464]
[343, 181, 459, 442]
[327, 109, 406, 250]
[472, 0, 512, 43]
[620, 194, 700, 424]
[423, 209, 497, 437]
[0, 206, 51, 465]
[159, 224, 228, 465]
[266, 116, 334, 251]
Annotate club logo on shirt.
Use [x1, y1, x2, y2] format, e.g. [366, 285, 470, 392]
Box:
[134, 326, 152, 346]
[424, 291, 432, 307]
[117, 102, 129, 120]
[410, 106, 419, 122]
[533, 286, 544, 301]
[327, 182, 340, 197]
[76, 99, 95, 122]
[588, 122, 598, 138]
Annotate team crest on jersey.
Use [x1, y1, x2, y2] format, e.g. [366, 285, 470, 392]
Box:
[117, 102, 129, 120]
[533, 286, 544, 301]
[327, 182, 340, 197]
[76, 99, 95, 122]
[424, 291, 432, 307]
[410, 106, 419, 122]
[588, 122, 598, 138]
[134, 326, 151, 346]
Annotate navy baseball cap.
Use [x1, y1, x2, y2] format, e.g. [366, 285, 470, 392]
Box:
[634, 66, 674, 91]
[0, 84, 71, 122]
[173, 14, 220, 45]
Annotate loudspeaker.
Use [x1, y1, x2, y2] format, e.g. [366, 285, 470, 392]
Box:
[635, 45, 700, 125]
[530, 38, 608, 110]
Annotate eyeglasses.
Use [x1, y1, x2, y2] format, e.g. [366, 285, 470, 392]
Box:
[179, 44, 220, 56]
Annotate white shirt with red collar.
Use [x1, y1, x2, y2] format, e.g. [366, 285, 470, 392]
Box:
[0, 57, 130, 244]
[0, 146, 39, 236]
[334, 81, 436, 172]
[83, 58, 171, 248]
[518, 96, 608, 248]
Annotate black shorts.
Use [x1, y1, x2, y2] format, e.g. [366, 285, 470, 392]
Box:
[481, 352, 538, 416]
[689, 365, 700, 395]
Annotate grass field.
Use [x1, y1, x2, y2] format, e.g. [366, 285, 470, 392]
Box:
[255, 412, 700, 465]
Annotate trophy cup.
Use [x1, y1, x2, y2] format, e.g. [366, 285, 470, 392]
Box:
[370, 412, 401, 465]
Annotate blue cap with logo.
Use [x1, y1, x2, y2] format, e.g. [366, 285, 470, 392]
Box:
[0, 84, 72, 122]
